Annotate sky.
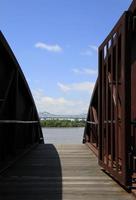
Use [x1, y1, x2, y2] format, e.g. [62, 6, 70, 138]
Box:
[0, 0, 132, 114]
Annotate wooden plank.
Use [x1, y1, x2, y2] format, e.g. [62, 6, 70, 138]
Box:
[0, 144, 135, 200]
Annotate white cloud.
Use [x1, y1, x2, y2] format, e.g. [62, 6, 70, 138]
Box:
[80, 50, 92, 56]
[57, 82, 70, 92]
[58, 81, 95, 93]
[89, 45, 98, 52]
[35, 42, 62, 52]
[81, 44, 98, 56]
[72, 68, 97, 75]
[32, 89, 89, 114]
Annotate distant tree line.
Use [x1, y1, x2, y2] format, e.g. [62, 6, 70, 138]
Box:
[40, 119, 86, 127]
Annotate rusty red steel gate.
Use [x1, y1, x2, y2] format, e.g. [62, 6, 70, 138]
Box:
[83, 0, 136, 190]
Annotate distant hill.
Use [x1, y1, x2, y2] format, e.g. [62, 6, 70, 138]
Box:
[39, 111, 87, 120]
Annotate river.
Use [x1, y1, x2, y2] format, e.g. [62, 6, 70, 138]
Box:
[42, 127, 84, 144]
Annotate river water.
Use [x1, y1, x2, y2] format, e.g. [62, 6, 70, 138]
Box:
[42, 127, 84, 144]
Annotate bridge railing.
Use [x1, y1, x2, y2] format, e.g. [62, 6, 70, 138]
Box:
[83, 80, 98, 156]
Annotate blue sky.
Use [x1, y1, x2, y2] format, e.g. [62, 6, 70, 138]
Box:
[1, 0, 132, 114]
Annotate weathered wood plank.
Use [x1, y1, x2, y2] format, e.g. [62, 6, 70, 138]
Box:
[0, 144, 135, 200]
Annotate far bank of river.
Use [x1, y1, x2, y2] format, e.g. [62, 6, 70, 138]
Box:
[42, 127, 84, 144]
[40, 119, 85, 128]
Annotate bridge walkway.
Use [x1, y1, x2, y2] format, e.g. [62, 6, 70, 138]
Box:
[0, 144, 135, 200]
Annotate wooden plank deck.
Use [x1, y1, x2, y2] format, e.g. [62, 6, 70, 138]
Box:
[0, 144, 135, 200]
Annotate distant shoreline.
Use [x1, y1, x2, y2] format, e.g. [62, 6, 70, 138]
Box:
[40, 119, 85, 128]
[42, 127, 84, 129]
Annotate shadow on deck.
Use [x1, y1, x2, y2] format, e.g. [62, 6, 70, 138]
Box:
[0, 144, 135, 200]
[0, 144, 62, 200]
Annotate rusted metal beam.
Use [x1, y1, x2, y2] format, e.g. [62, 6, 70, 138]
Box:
[84, 0, 136, 190]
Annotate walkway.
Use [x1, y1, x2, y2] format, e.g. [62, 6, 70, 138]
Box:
[0, 144, 135, 200]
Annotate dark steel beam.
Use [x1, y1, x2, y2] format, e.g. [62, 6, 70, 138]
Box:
[0, 31, 44, 169]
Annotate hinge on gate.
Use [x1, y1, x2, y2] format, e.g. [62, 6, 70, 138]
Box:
[129, 154, 136, 173]
[128, 152, 133, 170]
[132, 16, 136, 32]
[132, 156, 136, 172]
